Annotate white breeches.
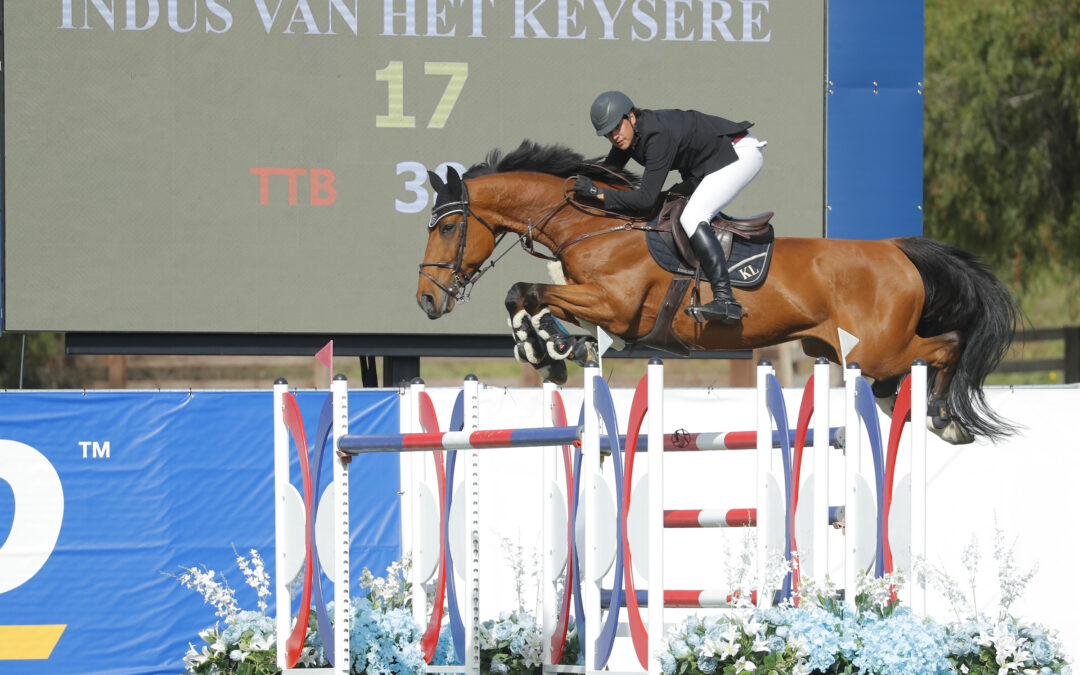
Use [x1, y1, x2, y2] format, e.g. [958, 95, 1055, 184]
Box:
[679, 134, 767, 236]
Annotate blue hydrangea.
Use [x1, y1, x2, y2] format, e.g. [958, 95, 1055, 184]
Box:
[850, 608, 951, 675]
[783, 605, 844, 671]
[346, 596, 425, 674]
[670, 638, 691, 658]
[493, 619, 516, 641]
[659, 650, 676, 675]
[696, 654, 719, 674]
[219, 609, 275, 646]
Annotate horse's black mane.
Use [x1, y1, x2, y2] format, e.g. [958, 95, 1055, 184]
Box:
[462, 140, 639, 186]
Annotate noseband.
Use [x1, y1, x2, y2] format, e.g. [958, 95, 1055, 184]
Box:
[418, 183, 502, 304]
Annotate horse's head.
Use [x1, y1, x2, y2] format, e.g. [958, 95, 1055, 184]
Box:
[416, 167, 501, 319]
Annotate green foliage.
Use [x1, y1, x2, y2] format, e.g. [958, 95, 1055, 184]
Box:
[924, 0, 1080, 287]
[0, 332, 81, 389]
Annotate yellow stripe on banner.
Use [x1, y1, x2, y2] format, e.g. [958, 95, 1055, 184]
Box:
[0, 625, 67, 660]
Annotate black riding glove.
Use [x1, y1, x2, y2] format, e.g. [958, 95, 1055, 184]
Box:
[573, 176, 603, 201]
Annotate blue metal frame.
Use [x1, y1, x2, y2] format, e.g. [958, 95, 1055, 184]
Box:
[827, 1, 924, 239]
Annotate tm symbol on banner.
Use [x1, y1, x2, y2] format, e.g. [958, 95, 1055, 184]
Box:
[78, 441, 111, 459]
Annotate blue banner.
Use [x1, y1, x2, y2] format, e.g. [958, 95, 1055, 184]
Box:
[0, 388, 401, 674]
[827, 1, 924, 239]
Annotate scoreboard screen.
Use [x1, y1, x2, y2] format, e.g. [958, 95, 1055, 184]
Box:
[2, 1, 824, 341]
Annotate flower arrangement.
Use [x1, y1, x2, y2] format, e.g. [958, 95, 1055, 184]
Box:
[915, 526, 1072, 675]
[477, 610, 580, 674]
[175, 548, 305, 674]
[466, 535, 580, 674]
[175, 551, 436, 674]
[659, 587, 1071, 675]
[345, 597, 427, 674]
[479, 611, 544, 674]
[173, 523, 1072, 675]
[658, 527, 1073, 675]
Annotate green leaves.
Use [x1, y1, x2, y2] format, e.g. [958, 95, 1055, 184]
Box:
[924, 0, 1080, 287]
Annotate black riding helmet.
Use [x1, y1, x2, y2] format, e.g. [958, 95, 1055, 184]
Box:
[590, 90, 634, 136]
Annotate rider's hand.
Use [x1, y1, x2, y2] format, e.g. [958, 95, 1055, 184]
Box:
[573, 176, 603, 201]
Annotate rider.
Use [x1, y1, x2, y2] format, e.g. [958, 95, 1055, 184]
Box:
[573, 90, 766, 324]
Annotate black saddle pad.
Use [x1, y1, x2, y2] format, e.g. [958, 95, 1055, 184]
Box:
[646, 225, 774, 288]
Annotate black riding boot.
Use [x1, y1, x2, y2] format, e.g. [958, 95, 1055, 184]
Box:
[684, 222, 743, 324]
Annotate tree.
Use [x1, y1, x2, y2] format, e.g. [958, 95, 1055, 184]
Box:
[0, 333, 81, 389]
[923, 0, 1080, 287]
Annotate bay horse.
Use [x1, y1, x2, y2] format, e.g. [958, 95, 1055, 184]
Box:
[416, 141, 1020, 445]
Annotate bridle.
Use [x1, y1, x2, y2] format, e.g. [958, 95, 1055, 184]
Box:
[418, 182, 506, 304]
[419, 173, 645, 302]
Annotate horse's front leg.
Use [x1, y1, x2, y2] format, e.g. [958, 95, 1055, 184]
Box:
[507, 281, 591, 362]
[520, 281, 635, 364]
[504, 283, 569, 384]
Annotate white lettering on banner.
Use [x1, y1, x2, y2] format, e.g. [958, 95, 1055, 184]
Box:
[205, 0, 233, 33]
[56, 0, 769, 40]
[79, 441, 112, 459]
[557, 0, 586, 39]
[513, 0, 548, 38]
[631, 0, 656, 41]
[395, 160, 466, 213]
[383, 0, 418, 36]
[512, 0, 768, 41]
[741, 0, 769, 42]
[169, 0, 198, 32]
[665, 0, 693, 41]
[60, 0, 235, 33]
[285, 0, 322, 34]
[382, 0, 493, 37]
[253, 0, 286, 33]
[427, 0, 456, 37]
[0, 441, 65, 595]
[701, 0, 734, 42]
[125, 0, 159, 30]
[593, 0, 628, 40]
[397, 161, 429, 213]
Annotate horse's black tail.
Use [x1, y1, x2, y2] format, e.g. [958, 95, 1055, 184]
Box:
[895, 236, 1021, 441]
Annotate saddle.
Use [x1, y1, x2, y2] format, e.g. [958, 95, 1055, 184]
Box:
[629, 195, 776, 357]
[647, 196, 775, 286]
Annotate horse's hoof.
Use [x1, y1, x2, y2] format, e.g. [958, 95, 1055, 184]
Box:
[928, 418, 975, 445]
[545, 335, 573, 360]
[537, 360, 568, 385]
[510, 310, 531, 341]
[874, 394, 898, 418]
[518, 339, 544, 365]
[513, 343, 528, 363]
[570, 337, 599, 365]
[871, 377, 900, 399]
[928, 398, 950, 430]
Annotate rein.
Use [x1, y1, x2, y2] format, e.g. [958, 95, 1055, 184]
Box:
[420, 174, 654, 300]
[546, 177, 654, 257]
[515, 179, 655, 261]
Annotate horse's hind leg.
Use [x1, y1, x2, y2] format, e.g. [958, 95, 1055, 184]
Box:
[896, 330, 975, 445]
[871, 376, 902, 417]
